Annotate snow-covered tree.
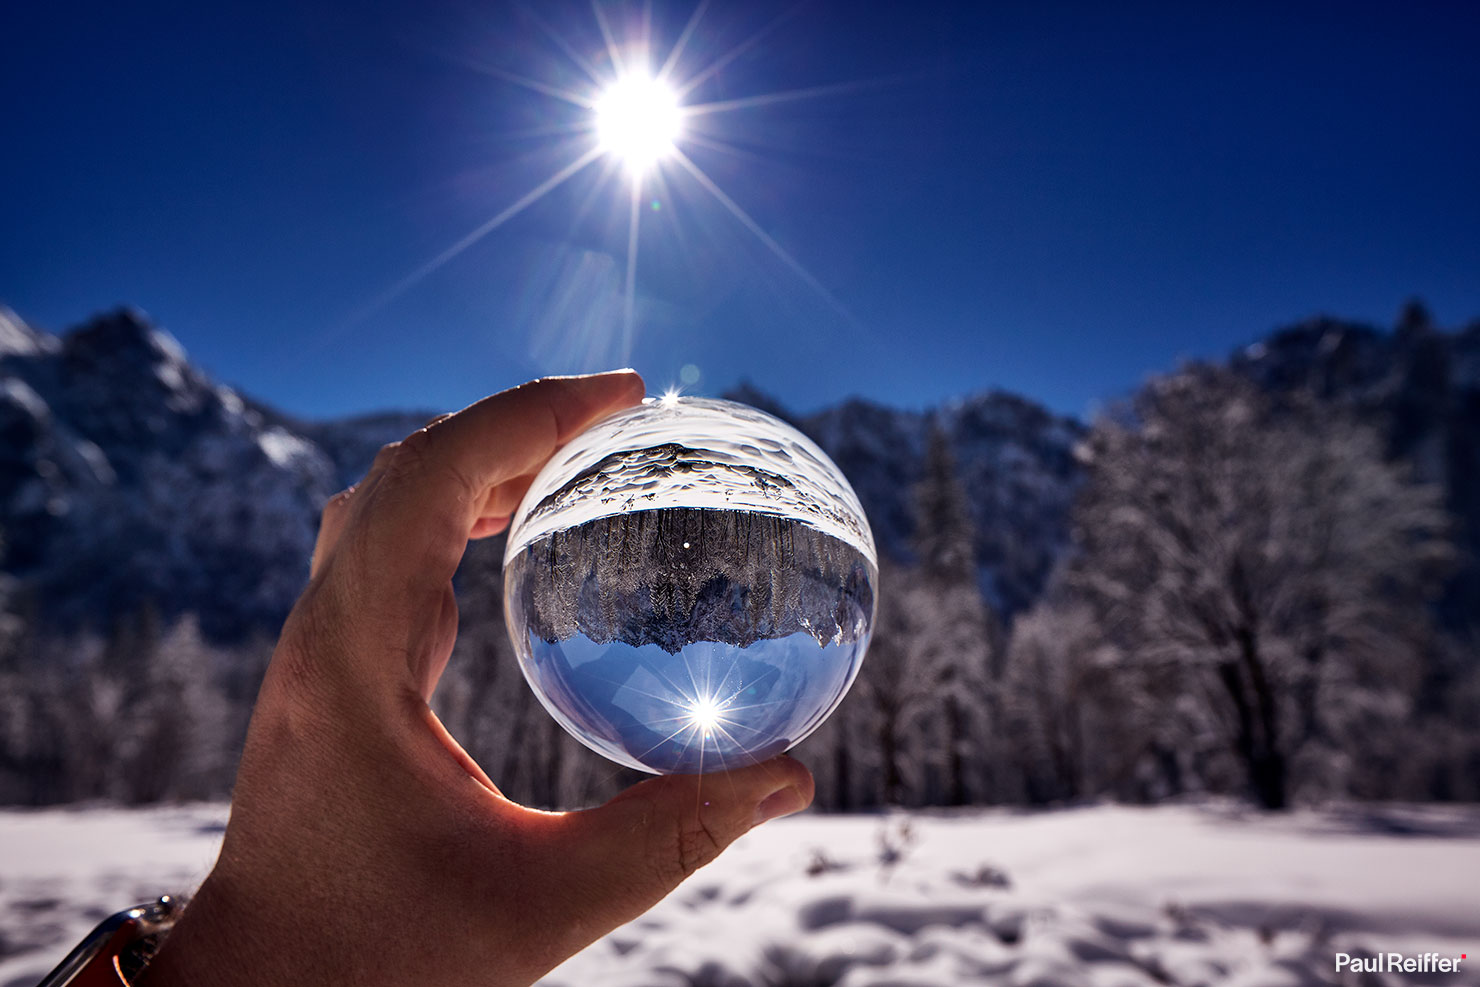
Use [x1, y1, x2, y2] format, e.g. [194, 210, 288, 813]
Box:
[0, 567, 44, 802]
[899, 426, 1000, 804]
[1004, 594, 1223, 803]
[817, 557, 922, 806]
[795, 668, 875, 810]
[117, 614, 231, 802]
[0, 601, 239, 804]
[1068, 366, 1451, 809]
[1003, 601, 1101, 801]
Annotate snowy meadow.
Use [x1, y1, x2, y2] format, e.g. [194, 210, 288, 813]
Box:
[3, 801, 1478, 987]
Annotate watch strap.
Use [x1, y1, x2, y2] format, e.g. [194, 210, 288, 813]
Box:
[36, 896, 184, 987]
[68, 921, 133, 987]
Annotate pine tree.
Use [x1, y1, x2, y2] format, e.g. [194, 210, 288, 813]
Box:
[901, 425, 999, 805]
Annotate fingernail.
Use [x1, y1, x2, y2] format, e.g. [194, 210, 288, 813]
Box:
[753, 785, 807, 826]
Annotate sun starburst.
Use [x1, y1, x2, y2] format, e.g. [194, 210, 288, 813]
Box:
[594, 73, 683, 179]
[690, 694, 721, 729]
[334, 2, 877, 357]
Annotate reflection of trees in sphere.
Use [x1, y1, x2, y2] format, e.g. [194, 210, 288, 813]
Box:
[503, 396, 877, 774]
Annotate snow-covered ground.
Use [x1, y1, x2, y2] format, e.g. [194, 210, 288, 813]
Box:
[0, 805, 225, 987]
[2, 802, 1477, 987]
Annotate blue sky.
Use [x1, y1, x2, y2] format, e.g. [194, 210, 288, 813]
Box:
[4, 0, 1478, 420]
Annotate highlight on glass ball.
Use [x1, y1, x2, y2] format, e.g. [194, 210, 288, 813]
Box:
[502, 394, 877, 775]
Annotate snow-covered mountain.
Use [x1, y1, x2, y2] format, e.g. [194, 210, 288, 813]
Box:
[745, 388, 1085, 617]
[4, 302, 1474, 644]
[0, 308, 429, 638]
[0, 308, 1085, 641]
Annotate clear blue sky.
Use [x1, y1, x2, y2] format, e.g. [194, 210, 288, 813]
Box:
[4, 0, 1478, 420]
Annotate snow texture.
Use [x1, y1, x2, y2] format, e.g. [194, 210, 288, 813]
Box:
[3, 802, 1477, 987]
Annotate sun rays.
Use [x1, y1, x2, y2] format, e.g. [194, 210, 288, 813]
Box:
[583, 636, 786, 776]
[635, 645, 775, 773]
[338, 1, 865, 350]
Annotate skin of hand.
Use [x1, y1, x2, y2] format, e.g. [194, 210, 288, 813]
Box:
[139, 371, 815, 987]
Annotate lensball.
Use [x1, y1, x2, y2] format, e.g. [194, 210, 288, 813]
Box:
[502, 395, 877, 774]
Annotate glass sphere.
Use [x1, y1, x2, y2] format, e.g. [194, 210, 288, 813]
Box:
[502, 395, 877, 774]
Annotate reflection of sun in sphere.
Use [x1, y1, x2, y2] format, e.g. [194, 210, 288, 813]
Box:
[687, 694, 722, 732]
[503, 397, 877, 775]
[594, 73, 682, 179]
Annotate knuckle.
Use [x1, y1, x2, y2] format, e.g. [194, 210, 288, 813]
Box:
[388, 429, 434, 476]
[320, 487, 354, 521]
[375, 440, 402, 462]
[658, 806, 724, 885]
[360, 441, 401, 481]
[387, 426, 479, 508]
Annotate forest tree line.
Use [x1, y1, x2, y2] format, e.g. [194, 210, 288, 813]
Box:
[2, 364, 1476, 810]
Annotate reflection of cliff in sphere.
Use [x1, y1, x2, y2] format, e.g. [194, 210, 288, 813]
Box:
[504, 506, 875, 773]
[501, 397, 878, 775]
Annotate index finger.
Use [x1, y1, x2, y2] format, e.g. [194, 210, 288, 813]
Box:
[343, 371, 644, 600]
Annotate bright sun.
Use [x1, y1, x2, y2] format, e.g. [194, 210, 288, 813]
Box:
[688, 694, 722, 731]
[594, 74, 682, 178]
[342, 7, 856, 342]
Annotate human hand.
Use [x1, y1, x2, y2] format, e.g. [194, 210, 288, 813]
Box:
[141, 372, 815, 987]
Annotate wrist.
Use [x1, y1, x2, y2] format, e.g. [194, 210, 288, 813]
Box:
[134, 875, 265, 987]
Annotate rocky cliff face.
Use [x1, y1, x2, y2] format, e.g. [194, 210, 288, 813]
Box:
[0, 308, 426, 638]
[0, 308, 1087, 641]
[4, 303, 1472, 644]
[729, 386, 1086, 618]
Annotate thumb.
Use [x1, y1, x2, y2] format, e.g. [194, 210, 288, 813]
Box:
[530, 756, 813, 940]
